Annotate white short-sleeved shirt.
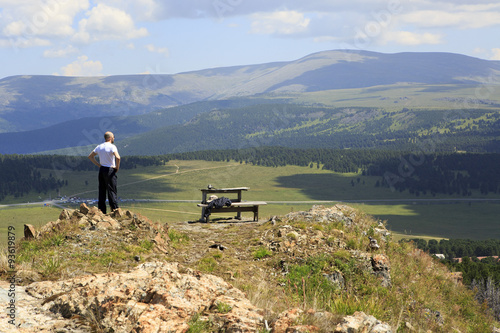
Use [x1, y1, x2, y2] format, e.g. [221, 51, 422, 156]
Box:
[93, 142, 118, 168]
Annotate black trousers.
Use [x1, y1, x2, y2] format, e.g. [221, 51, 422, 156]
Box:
[98, 166, 118, 214]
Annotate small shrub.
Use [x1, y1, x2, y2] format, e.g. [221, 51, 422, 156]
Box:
[168, 229, 189, 246]
[0, 248, 9, 273]
[42, 234, 65, 247]
[281, 255, 340, 309]
[312, 224, 324, 231]
[253, 247, 273, 260]
[332, 249, 351, 261]
[41, 256, 61, 276]
[140, 240, 154, 252]
[346, 238, 357, 250]
[198, 256, 217, 272]
[186, 313, 211, 333]
[216, 301, 232, 314]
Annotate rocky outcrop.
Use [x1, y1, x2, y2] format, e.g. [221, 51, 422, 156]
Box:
[351, 251, 392, 288]
[33, 203, 170, 253]
[335, 311, 393, 333]
[259, 206, 354, 258]
[3, 204, 402, 332]
[284, 204, 357, 226]
[26, 261, 264, 332]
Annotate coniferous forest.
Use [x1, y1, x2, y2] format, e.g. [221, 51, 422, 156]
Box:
[1, 147, 500, 201]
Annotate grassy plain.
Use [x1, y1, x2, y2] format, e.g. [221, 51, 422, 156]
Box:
[290, 83, 500, 110]
[1, 159, 499, 244]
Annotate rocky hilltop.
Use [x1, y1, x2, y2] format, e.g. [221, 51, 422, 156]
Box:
[1, 204, 498, 332]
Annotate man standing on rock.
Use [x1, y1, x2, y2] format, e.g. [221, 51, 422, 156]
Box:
[88, 131, 121, 214]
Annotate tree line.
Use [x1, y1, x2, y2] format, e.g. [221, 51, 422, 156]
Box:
[406, 238, 500, 259]
[0, 154, 167, 201]
[1, 147, 499, 200]
[167, 147, 500, 196]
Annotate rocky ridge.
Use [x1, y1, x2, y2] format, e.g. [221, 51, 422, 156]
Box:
[1, 203, 496, 332]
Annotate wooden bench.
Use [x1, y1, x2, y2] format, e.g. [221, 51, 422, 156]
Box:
[197, 201, 267, 223]
[197, 186, 266, 222]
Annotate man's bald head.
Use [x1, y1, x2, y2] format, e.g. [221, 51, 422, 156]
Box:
[104, 132, 114, 142]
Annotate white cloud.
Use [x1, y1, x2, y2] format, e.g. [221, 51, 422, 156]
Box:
[43, 45, 78, 58]
[98, 0, 163, 21]
[0, 36, 51, 48]
[58, 55, 103, 76]
[313, 36, 340, 43]
[145, 44, 169, 57]
[250, 10, 310, 35]
[1, 0, 89, 38]
[73, 4, 148, 43]
[398, 10, 500, 29]
[491, 48, 500, 60]
[380, 30, 443, 46]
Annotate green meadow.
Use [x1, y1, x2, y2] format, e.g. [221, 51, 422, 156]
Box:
[292, 83, 500, 110]
[1, 159, 499, 244]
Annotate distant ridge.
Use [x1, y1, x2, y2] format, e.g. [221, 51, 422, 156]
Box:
[1, 50, 500, 154]
[1, 50, 499, 132]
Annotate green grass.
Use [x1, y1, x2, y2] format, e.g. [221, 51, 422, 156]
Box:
[253, 247, 273, 260]
[0, 205, 61, 245]
[292, 84, 500, 110]
[352, 202, 500, 240]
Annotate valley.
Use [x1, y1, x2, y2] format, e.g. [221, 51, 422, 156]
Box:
[1, 159, 499, 244]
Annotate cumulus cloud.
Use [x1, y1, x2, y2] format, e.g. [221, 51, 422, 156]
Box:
[380, 30, 443, 46]
[58, 55, 103, 76]
[73, 4, 148, 43]
[399, 10, 500, 29]
[145, 44, 169, 57]
[97, 0, 164, 21]
[43, 45, 78, 58]
[491, 48, 500, 60]
[250, 10, 310, 35]
[1, 0, 89, 38]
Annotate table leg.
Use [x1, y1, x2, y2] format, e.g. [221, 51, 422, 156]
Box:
[236, 190, 242, 219]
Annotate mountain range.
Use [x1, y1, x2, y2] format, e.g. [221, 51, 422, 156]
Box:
[1, 49, 499, 155]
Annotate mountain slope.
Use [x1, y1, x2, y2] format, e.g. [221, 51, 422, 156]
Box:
[0, 98, 275, 154]
[1, 50, 499, 134]
[41, 103, 500, 156]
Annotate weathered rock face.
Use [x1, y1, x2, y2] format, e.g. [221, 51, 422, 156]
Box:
[26, 261, 264, 332]
[34, 204, 170, 254]
[284, 204, 357, 226]
[335, 311, 393, 333]
[351, 251, 392, 288]
[259, 205, 354, 258]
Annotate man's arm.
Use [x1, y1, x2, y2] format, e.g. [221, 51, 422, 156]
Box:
[88, 151, 101, 167]
[114, 151, 121, 171]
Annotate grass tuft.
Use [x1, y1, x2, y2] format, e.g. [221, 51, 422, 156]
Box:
[253, 247, 273, 260]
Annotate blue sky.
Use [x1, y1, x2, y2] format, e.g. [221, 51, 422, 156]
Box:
[1, 0, 499, 79]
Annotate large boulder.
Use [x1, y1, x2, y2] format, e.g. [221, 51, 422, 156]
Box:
[25, 261, 264, 332]
[335, 311, 392, 333]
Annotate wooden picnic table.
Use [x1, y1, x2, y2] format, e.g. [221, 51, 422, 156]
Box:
[199, 186, 249, 204]
[197, 186, 266, 222]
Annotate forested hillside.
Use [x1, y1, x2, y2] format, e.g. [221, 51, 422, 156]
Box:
[101, 104, 500, 156]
